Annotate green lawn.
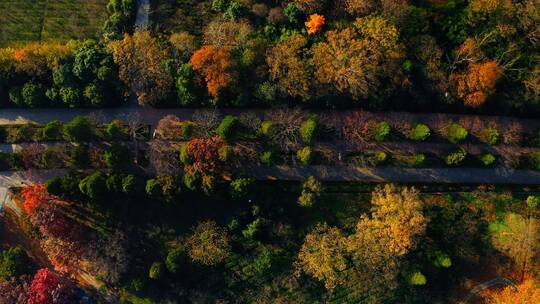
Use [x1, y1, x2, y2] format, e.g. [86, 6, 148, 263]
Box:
[0, 0, 109, 47]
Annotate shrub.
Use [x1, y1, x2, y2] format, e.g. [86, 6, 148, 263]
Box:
[401, 153, 426, 167]
[217, 115, 239, 140]
[45, 177, 63, 196]
[122, 175, 137, 195]
[79, 172, 108, 199]
[242, 218, 263, 240]
[445, 148, 467, 166]
[22, 83, 46, 108]
[105, 120, 128, 141]
[106, 174, 123, 193]
[477, 127, 499, 145]
[298, 176, 322, 207]
[260, 121, 275, 137]
[165, 247, 186, 273]
[179, 143, 191, 164]
[300, 117, 317, 144]
[104, 144, 130, 170]
[374, 151, 387, 165]
[260, 151, 274, 166]
[42, 120, 64, 140]
[408, 271, 427, 285]
[70, 144, 90, 168]
[201, 174, 216, 195]
[183, 170, 201, 191]
[297, 146, 313, 165]
[408, 123, 430, 141]
[145, 178, 161, 198]
[230, 178, 253, 200]
[148, 262, 164, 280]
[531, 152, 540, 170]
[63, 116, 93, 142]
[479, 153, 496, 166]
[0, 247, 33, 279]
[180, 122, 194, 139]
[443, 123, 468, 144]
[218, 145, 233, 162]
[431, 250, 452, 268]
[373, 121, 391, 141]
[41, 147, 64, 169]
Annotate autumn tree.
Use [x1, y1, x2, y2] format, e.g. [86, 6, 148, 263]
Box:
[311, 16, 404, 101]
[187, 220, 231, 266]
[190, 46, 235, 97]
[27, 269, 74, 304]
[266, 34, 312, 100]
[305, 14, 325, 35]
[169, 31, 199, 61]
[345, 0, 409, 22]
[451, 60, 502, 107]
[21, 183, 49, 215]
[185, 137, 226, 174]
[109, 31, 173, 106]
[345, 184, 426, 301]
[491, 212, 539, 279]
[484, 278, 540, 304]
[294, 0, 327, 13]
[295, 223, 349, 290]
[203, 20, 253, 48]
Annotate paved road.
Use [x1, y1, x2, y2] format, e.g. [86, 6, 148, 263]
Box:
[252, 166, 540, 184]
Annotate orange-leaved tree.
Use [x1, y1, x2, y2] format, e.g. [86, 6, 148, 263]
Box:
[305, 14, 325, 35]
[452, 60, 502, 107]
[484, 278, 540, 304]
[190, 46, 234, 97]
[21, 183, 49, 215]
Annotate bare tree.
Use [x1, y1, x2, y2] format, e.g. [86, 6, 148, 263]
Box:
[192, 109, 220, 138]
[266, 108, 306, 151]
[147, 140, 181, 176]
[239, 112, 262, 135]
[155, 115, 182, 140]
[121, 112, 146, 163]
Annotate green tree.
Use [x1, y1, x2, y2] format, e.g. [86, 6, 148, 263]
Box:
[230, 177, 253, 200]
[42, 120, 63, 140]
[0, 247, 33, 279]
[217, 115, 239, 140]
[165, 247, 186, 273]
[22, 82, 46, 108]
[63, 116, 93, 142]
[104, 144, 130, 170]
[298, 176, 323, 207]
[79, 172, 108, 199]
[300, 117, 318, 145]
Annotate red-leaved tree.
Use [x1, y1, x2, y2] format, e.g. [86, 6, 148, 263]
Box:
[21, 183, 49, 215]
[27, 269, 74, 304]
[186, 137, 226, 174]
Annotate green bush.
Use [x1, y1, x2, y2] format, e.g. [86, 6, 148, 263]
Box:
[230, 178, 253, 200]
[0, 247, 32, 280]
[408, 123, 430, 141]
[104, 144, 130, 170]
[63, 116, 93, 142]
[45, 177, 63, 196]
[260, 121, 275, 137]
[300, 118, 317, 145]
[79, 172, 108, 199]
[260, 151, 273, 166]
[297, 147, 313, 165]
[479, 153, 496, 166]
[145, 178, 161, 198]
[165, 247, 186, 273]
[41, 147, 64, 169]
[374, 121, 391, 141]
[242, 218, 263, 240]
[445, 148, 467, 166]
[298, 176, 322, 207]
[106, 174, 123, 193]
[70, 144, 90, 168]
[180, 122, 194, 139]
[179, 144, 190, 164]
[531, 152, 540, 170]
[42, 120, 64, 140]
[217, 115, 239, 140]
[401, 153, 426, 167]
[22, 82, 46, 108]
[477, 127, 499, 145]
[105, 120, 128, 141]
[374, 151, 387, 165]
[149, 262, 164, 280]
[122, 174, 137, 195]
[218, 145, 233, 162]
[408, 271, 427, 285]
[183, 170, 201, 191]
[431, 250, 452, 268]
[444, 123, 468, 144]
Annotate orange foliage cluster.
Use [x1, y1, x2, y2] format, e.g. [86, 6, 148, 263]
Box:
[305, 14, 325, 35]
[483, 278, 540, 303]
[190, 46, 233, 97]
[453, 60, 501, 107]
[21, 183, 49, 215]
[11, 49, 26, 60]
[186, 137, 225, 174]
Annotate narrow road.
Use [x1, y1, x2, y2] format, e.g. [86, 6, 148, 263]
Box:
[460, 277, 516, 303]
[135, 0, 150, 31]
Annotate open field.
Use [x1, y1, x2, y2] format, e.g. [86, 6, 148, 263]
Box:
[0, 0, 109, 47]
